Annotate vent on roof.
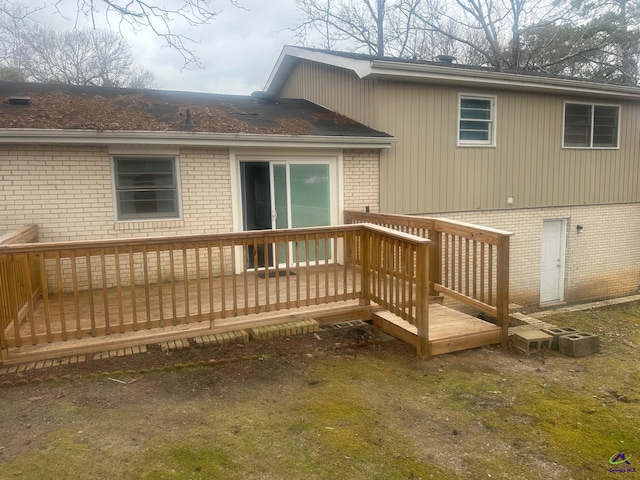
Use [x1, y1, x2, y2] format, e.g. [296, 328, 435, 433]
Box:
[181, 109, 196, 129]
[251, 90, 273, 103]
[436, 55, 456, 64]
[8, 96, 31, 105]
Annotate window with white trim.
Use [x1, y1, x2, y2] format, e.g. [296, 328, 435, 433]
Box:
[113, 156, 180, 220]
[458, 95, 496, 146]
[563, 102, 619, 148]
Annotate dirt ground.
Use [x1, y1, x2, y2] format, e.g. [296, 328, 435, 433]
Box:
[0, 305, 639, 479]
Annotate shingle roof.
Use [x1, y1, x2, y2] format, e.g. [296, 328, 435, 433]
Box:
[0, 82, 391, 138]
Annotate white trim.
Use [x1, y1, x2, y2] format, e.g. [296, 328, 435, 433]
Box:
[109, 145, 179, 156]
[562, 101, 621, 149]
[230, 149, 341, 271]
[267, 46, 640, 101]
[457, 93, 497, 147]
[0, 128, 395, 149]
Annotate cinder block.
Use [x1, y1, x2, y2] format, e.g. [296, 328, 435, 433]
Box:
[541, 327, 580, 351]
[558, 332, 600, 357]
[510, 330, 553, 355]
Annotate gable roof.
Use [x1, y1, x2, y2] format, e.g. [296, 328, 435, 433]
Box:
[266, 46, 640, 101]
[0, 82, 393, 148]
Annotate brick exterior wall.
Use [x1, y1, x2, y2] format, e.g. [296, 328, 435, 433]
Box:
[1, 145, 381, 241]
[429, 204, 640, 308]
[0, 145, 233, 242]
[343, 149, 379, 213]
[1, 145, 381, 291]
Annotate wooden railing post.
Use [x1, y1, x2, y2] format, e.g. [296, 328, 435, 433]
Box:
[360, 228, 371, 306]
[416, 241, 430, 359]
[496, 234, 510, 348]
[429, 219, 441, 297]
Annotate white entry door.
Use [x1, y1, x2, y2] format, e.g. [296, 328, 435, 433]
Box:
[540, 219, 566, 304]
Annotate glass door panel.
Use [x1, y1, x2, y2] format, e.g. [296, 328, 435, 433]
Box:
[272, 163, 289, 266]
[240, 162, 272, 269]
[290, 164, 331, 263]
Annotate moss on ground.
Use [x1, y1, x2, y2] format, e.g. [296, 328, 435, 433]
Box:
[2, 302, 640, 479]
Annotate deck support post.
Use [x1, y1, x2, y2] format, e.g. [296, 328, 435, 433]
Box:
[429, 221, 441, 298]
[416, 242, 430, 359]
[496, 235, 510, 348]
[360, 229, 371, 306]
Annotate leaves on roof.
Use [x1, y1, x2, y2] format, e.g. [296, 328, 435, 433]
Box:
[0, 92, 317, 135]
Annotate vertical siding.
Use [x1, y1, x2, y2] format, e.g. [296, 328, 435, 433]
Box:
[279, 60, 640, 213]
[279, 60, 376, 127]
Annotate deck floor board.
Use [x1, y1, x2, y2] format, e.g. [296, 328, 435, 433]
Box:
[3, 266, 502, 363]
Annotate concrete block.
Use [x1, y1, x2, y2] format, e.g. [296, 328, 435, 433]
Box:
[558, 332, 600, 357]
[510, 330, 553, 355]
[541, 327, 580, 351]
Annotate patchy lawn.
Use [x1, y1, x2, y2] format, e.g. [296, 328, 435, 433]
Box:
[1, 302, 639, 480]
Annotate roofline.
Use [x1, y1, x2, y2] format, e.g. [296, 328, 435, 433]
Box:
[0, 128, 395, 149]
[266, 46, 640, 100]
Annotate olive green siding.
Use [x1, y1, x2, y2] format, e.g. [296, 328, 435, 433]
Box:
[279, 60, 640, 215]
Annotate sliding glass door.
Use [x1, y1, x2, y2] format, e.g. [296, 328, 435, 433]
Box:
[240, 160, 332, 269]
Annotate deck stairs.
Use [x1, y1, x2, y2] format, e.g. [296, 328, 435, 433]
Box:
[372, 304, 503, 356]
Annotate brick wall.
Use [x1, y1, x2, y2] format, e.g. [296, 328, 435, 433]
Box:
[429, 204, 640, 308]
[343, 149, 379, 213]
[0, 145, 233, 242]
[1, 144, 381, 291]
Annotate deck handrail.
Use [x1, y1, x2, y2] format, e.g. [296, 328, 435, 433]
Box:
[0, 225, 40, 356]
[0, 224, 432, 358]
[344, 210, 512, 347]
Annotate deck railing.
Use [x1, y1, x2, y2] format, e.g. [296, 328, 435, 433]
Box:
[0, 224, 431, 357]
[0, 225, 40, 348]
[344, 211, 512, 346]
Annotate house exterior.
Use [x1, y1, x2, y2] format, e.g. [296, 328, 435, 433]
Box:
[0, 82, 392, 257]
[265, 46, 640, 308]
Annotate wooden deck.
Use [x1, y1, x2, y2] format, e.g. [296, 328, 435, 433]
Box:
[1, 218, 512, 363]
[3, 269, 501, 365]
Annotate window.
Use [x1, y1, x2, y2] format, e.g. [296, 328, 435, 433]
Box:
[113, 157, 180, 220]
[563, 102, 619, 148]
[458, 95, 496, 146]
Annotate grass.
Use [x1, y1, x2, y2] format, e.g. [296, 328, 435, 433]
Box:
[2, 301, 640, 479]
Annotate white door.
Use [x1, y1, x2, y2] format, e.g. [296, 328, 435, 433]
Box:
[540, 219, 566, 304]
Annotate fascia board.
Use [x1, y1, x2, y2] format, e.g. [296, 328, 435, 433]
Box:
[265, 46, 373, 95]
[368, 61, 640, 100]
[266, 47, 640, 100]
[0, 129, 396, 149]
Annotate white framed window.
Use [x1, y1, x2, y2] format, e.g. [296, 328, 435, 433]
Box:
[563, 102, 619, 148]
[458, 94, 496, 146]
[112, 156, 181, 221]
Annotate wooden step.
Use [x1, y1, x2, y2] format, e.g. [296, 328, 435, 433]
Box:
[372, 306, 503, 357]
[371, 310, 417, 347]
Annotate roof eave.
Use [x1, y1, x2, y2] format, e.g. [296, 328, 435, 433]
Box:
[265, 46, 374, 96]
[368, 60, 640, 99]
[265, 46, 640, 100]
[0, 129, 395, 149]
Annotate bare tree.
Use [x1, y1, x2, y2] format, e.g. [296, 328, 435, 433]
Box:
[294, 0, 640, 83]
[0, 0, 239, 69]
[5, 26, 155, 87]
[294, 0, 426, 57]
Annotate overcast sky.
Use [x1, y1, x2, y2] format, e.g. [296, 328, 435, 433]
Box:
[138, 0, 301, 95]
[31, 0, 303, 95]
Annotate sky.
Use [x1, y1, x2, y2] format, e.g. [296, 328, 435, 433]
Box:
[29, 0, 303, 95]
